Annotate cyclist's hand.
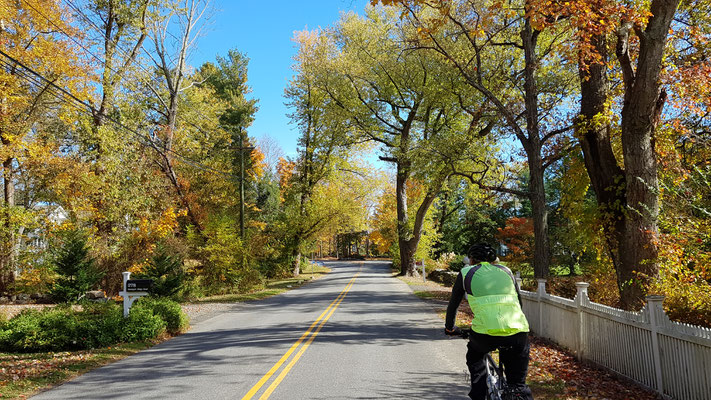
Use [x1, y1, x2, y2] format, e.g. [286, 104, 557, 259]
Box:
[444, 326, 462, 336]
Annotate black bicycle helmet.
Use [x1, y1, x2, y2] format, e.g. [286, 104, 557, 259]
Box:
[467, 243, 497, 263]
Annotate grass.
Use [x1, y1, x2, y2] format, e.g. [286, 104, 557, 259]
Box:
[0, 341, 154, 399]
[0, 264, 331, 399]
[192, 264, 331, 303]
[413, 290, 450, 301]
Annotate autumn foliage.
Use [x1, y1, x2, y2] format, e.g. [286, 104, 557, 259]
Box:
[496, 217, 534, 270]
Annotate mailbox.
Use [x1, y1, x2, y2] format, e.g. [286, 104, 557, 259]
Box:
[126, 279, 153, 292]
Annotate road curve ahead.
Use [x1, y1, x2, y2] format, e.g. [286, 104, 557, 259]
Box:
[32, 261, 470, 399]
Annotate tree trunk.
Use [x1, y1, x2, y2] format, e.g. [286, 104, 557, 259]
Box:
[528, 155, 550, 278]
[292, 250, 301, 277]
[577, 33, 627, 300]
[399, 237, 418, 277]
[0, 135, 15, 291]
[577, 0, 679, 309]
[395, 127, 412, 275]
[521, 18, 550, 278]
[616, 0, 679, 309]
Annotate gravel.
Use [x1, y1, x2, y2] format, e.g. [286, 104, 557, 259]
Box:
[180, 303, 241, 326]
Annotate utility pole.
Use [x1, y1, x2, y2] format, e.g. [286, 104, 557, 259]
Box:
[238, 128, 254, 240]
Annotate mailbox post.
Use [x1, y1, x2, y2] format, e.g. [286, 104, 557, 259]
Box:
[118, 272, 151, 317]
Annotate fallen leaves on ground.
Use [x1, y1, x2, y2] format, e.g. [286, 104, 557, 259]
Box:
[0, 352, 90, 383]
[526, 337, 663, 400]
[0, 344, 151, 399]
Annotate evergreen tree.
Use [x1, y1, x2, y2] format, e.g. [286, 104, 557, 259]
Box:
[134, 246, 185, 298]
[51, 230, 104, 303]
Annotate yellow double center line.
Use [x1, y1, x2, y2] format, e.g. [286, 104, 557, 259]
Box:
[241, 270, 360, 400]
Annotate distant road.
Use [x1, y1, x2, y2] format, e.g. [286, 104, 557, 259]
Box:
[31, 261, 470, 399]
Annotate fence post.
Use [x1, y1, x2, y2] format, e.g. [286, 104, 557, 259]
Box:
[122, 271, 131, 317]
[575, 282, 590, 360]
[515, 271, 522, 290]
[537, 279, 546, 336]
[422, 259, 426, 283]
[646, 295, 665, 394]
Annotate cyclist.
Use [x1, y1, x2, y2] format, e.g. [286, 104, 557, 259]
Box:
[444, 243, 533, 400]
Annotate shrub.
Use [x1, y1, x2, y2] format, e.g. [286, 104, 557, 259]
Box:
[74, 303, 124, 349]
[0, 301, 175, 352]
[12, 260, 56, 295]
[652, 265, 711, 328]
[0, 306, 78, 352]
[51, 230, 104, 303]
[430, 253, 456, 270]
[122, 305, 166, 342]
[136, 297, 188, 334]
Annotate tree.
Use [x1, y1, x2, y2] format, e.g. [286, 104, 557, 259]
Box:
[0, 0, 85, 291]
[283, 38, 354, 274]
[149, 0, 212, 230]
[294, 7, 494, 275]
[433, 178, 508, 258]
[50, 230, 104, 302]
[80, 0, 152, 129]
[200, 49, 259, 237]
[375, 0, 579, 278]
[548, 0, 683, 308]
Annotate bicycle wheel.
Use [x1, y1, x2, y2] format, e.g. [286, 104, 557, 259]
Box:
[484, 354, 505, 400]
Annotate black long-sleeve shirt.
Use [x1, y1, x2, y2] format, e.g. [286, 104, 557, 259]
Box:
[445, 272, 466, 331]
[444, 266, 523, 331]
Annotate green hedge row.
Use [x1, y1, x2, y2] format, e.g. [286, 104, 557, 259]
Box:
[0, 298, 189, 352]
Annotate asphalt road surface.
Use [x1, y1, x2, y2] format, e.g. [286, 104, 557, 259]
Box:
[31, 261, 471, 399]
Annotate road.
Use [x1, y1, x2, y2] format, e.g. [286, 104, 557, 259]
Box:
[31, 261, 471, 399]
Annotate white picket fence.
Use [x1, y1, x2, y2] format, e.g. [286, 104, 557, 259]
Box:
[519, 279, 711, 400]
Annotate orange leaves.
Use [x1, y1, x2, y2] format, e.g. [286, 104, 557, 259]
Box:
[496, 216, 534, 266]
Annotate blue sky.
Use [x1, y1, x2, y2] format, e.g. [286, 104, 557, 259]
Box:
[191, 0, 371, 158]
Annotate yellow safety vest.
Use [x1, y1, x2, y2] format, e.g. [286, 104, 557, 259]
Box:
[461, 262, 530, 336]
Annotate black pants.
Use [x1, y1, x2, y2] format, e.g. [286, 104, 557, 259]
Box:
[466, 331, 533, 400]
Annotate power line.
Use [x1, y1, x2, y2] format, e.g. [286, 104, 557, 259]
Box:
[18, 0, 255, 178]
[59, 0, 247, 137]
[0, 49, 239, 179]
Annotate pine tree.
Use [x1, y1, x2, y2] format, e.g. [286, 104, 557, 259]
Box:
[51, 231, 103, 303]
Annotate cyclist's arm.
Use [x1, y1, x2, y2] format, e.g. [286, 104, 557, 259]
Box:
[445, 271, 465, 331]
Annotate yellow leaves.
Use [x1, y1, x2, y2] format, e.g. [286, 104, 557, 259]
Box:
[128, 261, 147, 274]
[137, 207, 186, 241]
[368, 230, 392, 254]
[249, 146, 266, 179]
[277, 157, 296, 200]
[248, 220, 267, 231]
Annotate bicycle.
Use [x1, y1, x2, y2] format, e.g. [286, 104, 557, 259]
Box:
[458, 329, 509, 400]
